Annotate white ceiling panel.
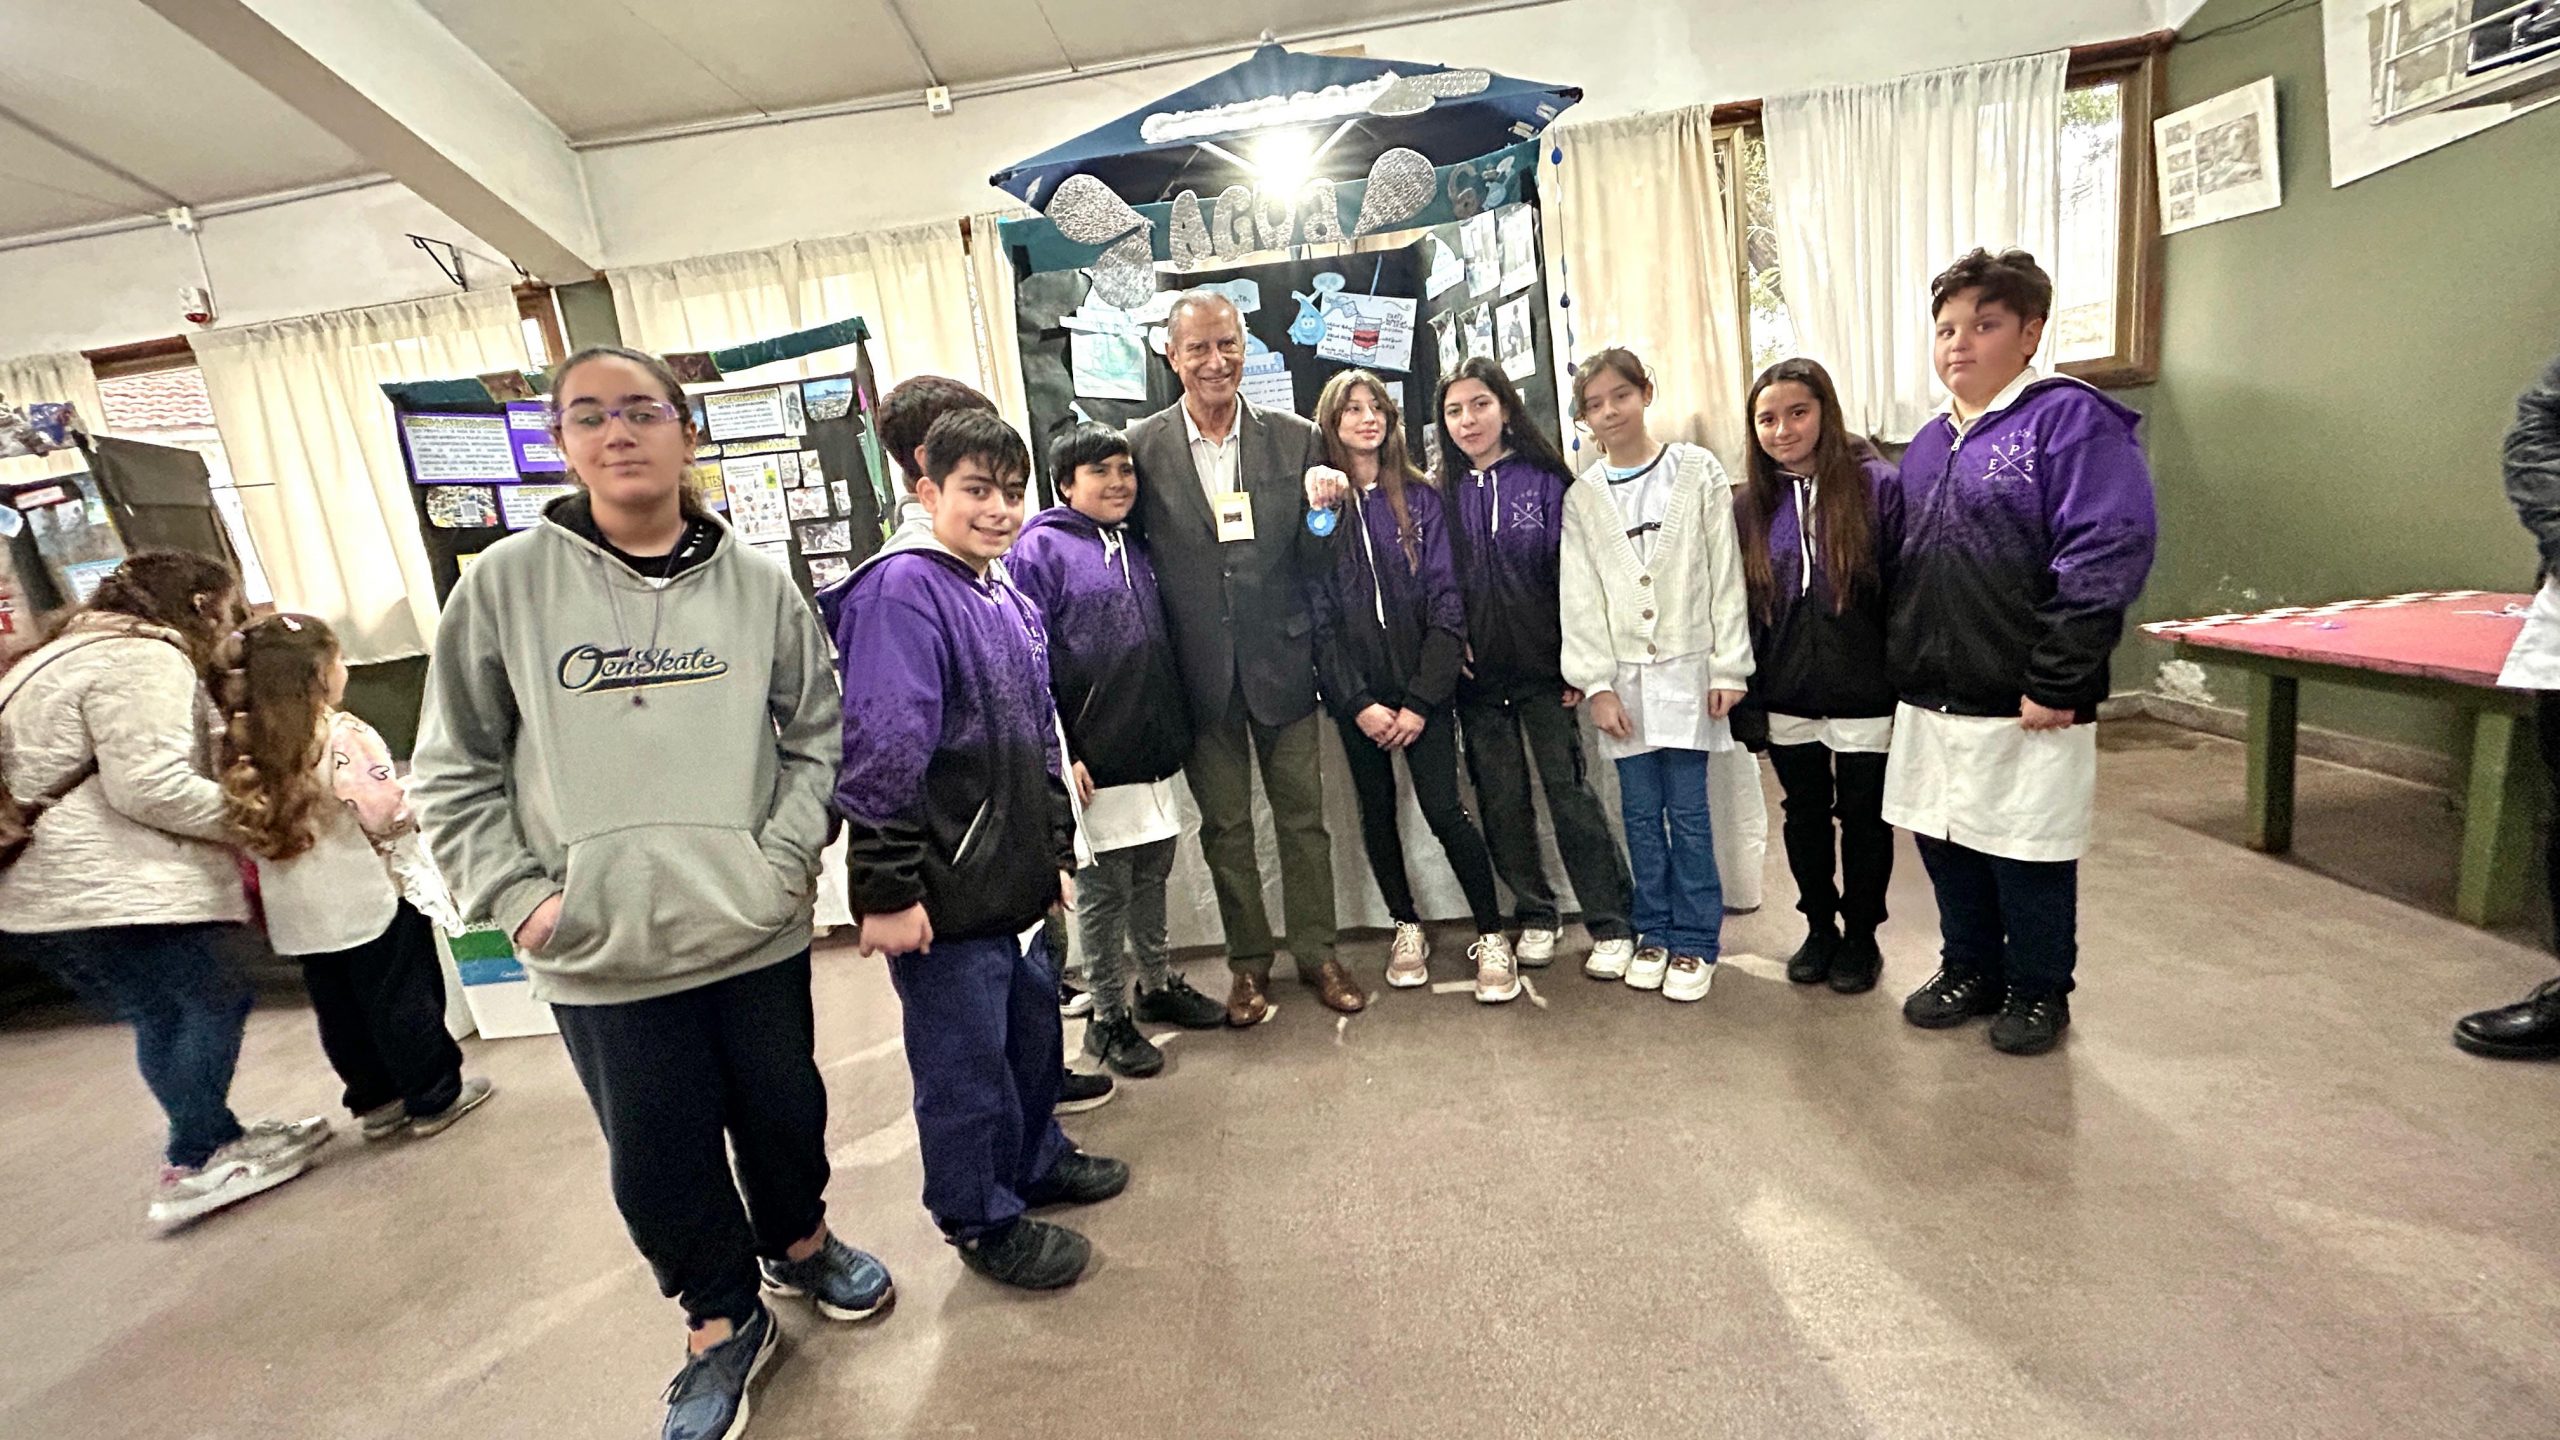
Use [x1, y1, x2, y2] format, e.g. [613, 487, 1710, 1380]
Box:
[1038, 0, 1482, 70]
[421, 0, 930, 139]
[0, 0, 372, 237]
[897, 0, 1075, 87]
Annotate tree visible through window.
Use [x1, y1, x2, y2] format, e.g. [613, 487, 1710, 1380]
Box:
[2054, 79, 2126, 365]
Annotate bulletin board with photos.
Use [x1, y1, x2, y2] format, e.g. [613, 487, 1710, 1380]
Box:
[1008, 196, 1562, 493]
[387, 357, 889, 610]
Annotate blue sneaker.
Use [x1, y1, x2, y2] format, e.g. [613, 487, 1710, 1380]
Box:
[662, 1304, 778, 1440]
[759, 1233, 894, 1322]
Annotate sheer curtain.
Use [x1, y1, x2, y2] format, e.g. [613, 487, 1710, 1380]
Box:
[192, 289, 528, 662]
[610, 220, 991, 393]
[1543, 104, 1751, 473]
[965, 209, 1035, 437]
[1764, 51, 2067, 442]
[0, 351, 106, 482]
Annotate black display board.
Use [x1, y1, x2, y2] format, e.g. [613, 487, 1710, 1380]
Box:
[390, 374, 883, 610]
[1012, 198, 1561, 501]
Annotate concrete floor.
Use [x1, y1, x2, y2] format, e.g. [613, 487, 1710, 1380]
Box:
[3, 719, 2557, 1440]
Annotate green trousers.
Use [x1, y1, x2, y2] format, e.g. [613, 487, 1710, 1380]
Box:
[1183, 684, 1338, 979]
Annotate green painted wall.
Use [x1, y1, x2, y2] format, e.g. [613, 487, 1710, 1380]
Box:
[2120, 0, 2560, 757]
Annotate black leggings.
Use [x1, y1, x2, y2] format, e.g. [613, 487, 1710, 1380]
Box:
[1336, 706, 1503, 933]
[296, 901, 464, 1118]
[1767, 742, 1893, 938]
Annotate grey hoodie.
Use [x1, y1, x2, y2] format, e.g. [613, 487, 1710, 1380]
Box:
[410, 503, 841, 1006]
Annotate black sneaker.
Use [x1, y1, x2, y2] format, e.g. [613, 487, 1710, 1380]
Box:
[1025, 1149, 1131, 1207]
[1988, 990, 2071, 1055]
[1901, 966, 2004, 1029]
[958, 1217, 1091, 1290]
[1785, 928, 1840, 985]
[2453, 978, 2560, 1060]
[661, 1304, 778, 1440]
[1084, 1013, 1164, 1078]
[1828, 933, 1884, 995]
[1133, 974, 1228, 1029]
[759, 1233, 894, 1322]
[1055, 1069, 1116, 1115]
[1058, 979, 1093, 1019]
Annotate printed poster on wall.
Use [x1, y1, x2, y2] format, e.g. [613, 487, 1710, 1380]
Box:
[1240, 349, 1296, 414]
[2154, 77, 2283, 233]
[1497, 207, 1538, 295]
[503, 402, 565, 473]
[1496, 296, 1538, 382]
[703, 387, 789, 441]
[401, 413, 518, 484]
[722, 455, 789, 543]
[1314, 293, 1418, 374]
[499, 484, 577, 530]
[424, 485, 501, 529]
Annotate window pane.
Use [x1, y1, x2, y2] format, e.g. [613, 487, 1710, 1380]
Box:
[2054, 80, 2124, 365]
[1740, 130, 1798, 375]
[94, 367, 275, 605]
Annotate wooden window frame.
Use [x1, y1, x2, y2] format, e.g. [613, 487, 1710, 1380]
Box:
[1706, 31, 2172, 391]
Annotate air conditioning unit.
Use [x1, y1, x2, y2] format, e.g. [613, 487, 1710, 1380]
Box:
[2373, 0, 2560, 122]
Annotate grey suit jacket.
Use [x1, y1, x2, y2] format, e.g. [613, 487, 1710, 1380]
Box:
[1126, 399, 1332, 729]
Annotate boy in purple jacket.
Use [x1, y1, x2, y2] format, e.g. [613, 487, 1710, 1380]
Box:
[1882, 249, 2158, 1056]
[823, 409, 1129, 1290]
[1009, 423, 1227, 1078]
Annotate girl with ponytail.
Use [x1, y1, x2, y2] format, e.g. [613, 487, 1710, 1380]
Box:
[224, 613, 489, 1143]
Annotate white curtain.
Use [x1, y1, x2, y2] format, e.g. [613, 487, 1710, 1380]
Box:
[965, 209, 1036, 439]
[1543, 104, 1751, 474]
[0, 351, 105, 483]
[610, 220, 990, 395]
[192, 289, 529, 663]
[1763, 51, 2067, 442]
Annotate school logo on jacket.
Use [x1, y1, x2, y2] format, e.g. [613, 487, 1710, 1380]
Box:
[556, 643, 730, 695]
[1979, 435, 2039, 487]
[1508, 494, 1549, 531]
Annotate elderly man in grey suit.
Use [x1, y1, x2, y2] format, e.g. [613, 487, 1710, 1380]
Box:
[1126, 290, 1369, 1026]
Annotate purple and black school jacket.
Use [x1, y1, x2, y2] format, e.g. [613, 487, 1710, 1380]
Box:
[1750, 455, 1905, 720]
[1447, 454, 1573, 690]
[1887, 377, 2159, 722]
[1006, 505, 1192, 789]
[1309, 478, 1468, 720]
[819, 535, 1074, 941]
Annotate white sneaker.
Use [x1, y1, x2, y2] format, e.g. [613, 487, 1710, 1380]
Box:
[1471, 933, 1521, 1004]
[1664, 955, 1715, 1003]
[1625, 946, 1670, 991]
[1584, 937, 1635, 980]
[1515, 927, 1559, 967]
[149, 1142, 314, 1227]
[1385, 922, 1432, 988]
[237, 1115, 334, 1164]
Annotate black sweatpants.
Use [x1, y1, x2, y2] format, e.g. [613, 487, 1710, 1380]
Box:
[295, 901, 465, 1118]
[1766, 743, 1893, 939]
[1457, 681, 1635, 940]
[554, 952, 829, 1329]
[2542, 692, 2560, 957]
[1336, 705, 1503, 932]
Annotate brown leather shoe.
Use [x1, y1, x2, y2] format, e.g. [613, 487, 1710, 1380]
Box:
[1225, 972, 1271, 1027]
[1307, 958, 1369, 1014]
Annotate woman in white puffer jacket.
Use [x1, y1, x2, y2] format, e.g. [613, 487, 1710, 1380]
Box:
[0, 551, 329, 1227]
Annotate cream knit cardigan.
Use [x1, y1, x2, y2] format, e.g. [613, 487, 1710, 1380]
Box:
[1557, 443, 1756, 701]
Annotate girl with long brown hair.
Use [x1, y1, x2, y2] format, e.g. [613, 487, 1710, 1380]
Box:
[1737, 357, 1904, 995]
[1433, 357, 1635, 984]
[224, 612, 488, 1144]
[0, 549, 335, 1227]
[1308, 369, 1514, 996]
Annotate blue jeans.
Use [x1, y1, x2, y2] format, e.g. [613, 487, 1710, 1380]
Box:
[885, 929, 1073, 1240]
[7, 923, 252, 1168]
[1614, 749, 1724, 959]
[1914, 835, 2079, 997]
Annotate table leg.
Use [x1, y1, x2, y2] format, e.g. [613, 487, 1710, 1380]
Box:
[2456, 707, 2539, 928]
[2245, 672, 2298, 853]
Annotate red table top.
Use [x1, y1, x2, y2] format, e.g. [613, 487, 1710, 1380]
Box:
[2143, 591, 2530, 690]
